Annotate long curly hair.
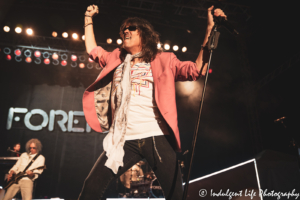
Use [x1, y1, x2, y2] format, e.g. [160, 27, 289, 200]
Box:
[26, 138, 42, 154]
[119, 17, 162, 63]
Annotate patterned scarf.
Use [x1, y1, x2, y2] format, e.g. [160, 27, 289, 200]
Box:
[103, 52, 142, 174]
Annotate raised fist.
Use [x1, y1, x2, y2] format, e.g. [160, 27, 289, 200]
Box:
[85, 5, 99, 18]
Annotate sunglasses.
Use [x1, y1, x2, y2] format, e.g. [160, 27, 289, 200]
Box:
[30, 147, 37, 149]
[122, 26, 138, 33]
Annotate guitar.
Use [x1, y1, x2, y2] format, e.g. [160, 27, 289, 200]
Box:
[4, 165, 46, 190]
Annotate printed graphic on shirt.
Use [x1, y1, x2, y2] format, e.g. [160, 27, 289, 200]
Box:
[112, 62, 153, 96]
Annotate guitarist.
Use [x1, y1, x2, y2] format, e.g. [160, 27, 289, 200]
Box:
[3, 138, 45, 200]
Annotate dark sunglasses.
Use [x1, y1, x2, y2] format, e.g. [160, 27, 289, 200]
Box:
[30, 147, 37, 149]
[122, 26, 138, 33]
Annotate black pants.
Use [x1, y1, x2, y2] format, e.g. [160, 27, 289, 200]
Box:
[78, 135, 183, 200]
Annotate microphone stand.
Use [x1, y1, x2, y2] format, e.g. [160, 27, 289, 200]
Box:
[182, 25, 220, 200]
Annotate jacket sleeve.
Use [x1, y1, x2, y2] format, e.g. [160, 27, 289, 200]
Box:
[89, 46, 112, 68]
[169, 53, 201, 81]
[9, 155, 22, 173]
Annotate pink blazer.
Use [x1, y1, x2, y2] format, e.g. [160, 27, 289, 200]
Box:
[83, 47, 201, 152]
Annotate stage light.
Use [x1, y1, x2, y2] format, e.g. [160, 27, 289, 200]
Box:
[72, 33, 78, 40]
[43, 52, 50, 59]
[25, 57, 32, 63]
[3, 26, 10, 32]
[6, 55, 11, 60]
[157, 43, 161, 49]
[61, 53, 68, 60]
[44, 58, 50, 65]
[82, 35, 85, 40]
[62, 32, 68, 38]
[3, 47, 11, 54]
[173, 45, 179, 51]
[164, 43, 170, 50]
[88, 58, 93, 62]
[79, 55, 85, 62]
[116, 39, 122, 45]
[34, 51, 41, 57]
[14, 49, 21, 56]
[71, 62, 77, 68]
[87, 63, 93, 69]
[52, 31, 57, 37]
[61, 60, 67, 66]
[79, 63, 85, 68]
[52, 53, 58, 60]
[26, 28, 33, 35]
[209, 68, 213, 74]
[15, 56, 22, 62]
[71, 55, 77, 61]
[107, 38, 112, 44]
[24, 50, 32, 57]
[182, 46, 187, 52]
[52, 59, 59, 65]
[15, 27, 22, 33]
[35, 58, 41, 64]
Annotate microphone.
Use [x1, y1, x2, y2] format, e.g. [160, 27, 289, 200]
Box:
[213, 15, 239, 35]
[274, 116, 286, 123]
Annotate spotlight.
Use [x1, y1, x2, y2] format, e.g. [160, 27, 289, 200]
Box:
[52, 59, 59, 65]
[72, 33, 78, 40]
[52, 31, 57, 37]
[62, 32, 68, 38]
[15, 27, 22, 33]
[61, 60, 67, 66]
[71, 55, 77, 61]
[79, 55, 86, 62]
[71, 62, 77, 68]
[34, 51, 41, 57]
[82, 35, 85, 40]
[164, 44, 170, 50]
[15, 56, 22, 62]
[116, 39, 122, 45]
[107, 38, 112, 44]
[25, 57, 32, 63]
[43, 52, 50, 59]
[3, 47, 11, 54]
[79, 63, 85, 68]
[44, 58, 50, 65]
[3, 26, 10, 32]
[173, 45, 179, 51]
[14, 49, 21, 56]
[61, 54, 68, 60]
[26, 28, 33, 35]
[24, 50, 32, 57]
[157, 43, 161, 49]
[52, 53, 58, 60]
[6, 55, 11, 60]
[34, 58, 41, 64]
[87, 63, 93, 69]
[182, 46, 187, 52]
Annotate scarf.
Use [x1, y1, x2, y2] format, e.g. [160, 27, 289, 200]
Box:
[103, 52, 142, 174]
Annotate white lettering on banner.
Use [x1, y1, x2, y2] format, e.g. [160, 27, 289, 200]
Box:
[6, 107, 91, 132]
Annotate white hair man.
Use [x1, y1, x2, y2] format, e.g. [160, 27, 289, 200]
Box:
[3, 138, 45, 200]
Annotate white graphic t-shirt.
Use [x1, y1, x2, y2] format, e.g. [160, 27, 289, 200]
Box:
[111, 62, 169, 140]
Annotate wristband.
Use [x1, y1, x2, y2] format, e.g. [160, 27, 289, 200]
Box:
[84, 23, 93, 28]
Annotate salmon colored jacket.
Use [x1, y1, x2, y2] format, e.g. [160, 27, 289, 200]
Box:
[83, 47, 201, 152]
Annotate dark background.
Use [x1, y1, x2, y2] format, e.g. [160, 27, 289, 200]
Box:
[0, 0, 299, 199]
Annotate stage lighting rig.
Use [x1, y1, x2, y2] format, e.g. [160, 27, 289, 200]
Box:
[3, 26, 10, 32]
[26, 28, 33, 35]
[15, 27, 22, 34]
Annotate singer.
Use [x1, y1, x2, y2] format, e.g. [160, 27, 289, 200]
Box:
[78, 5, 226, 200]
